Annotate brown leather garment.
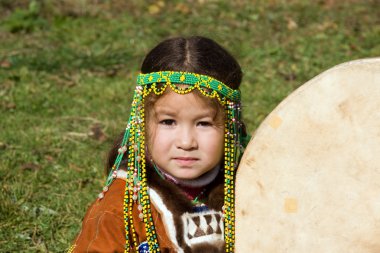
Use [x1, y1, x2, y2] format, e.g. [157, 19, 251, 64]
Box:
[70, 178, 175, 253]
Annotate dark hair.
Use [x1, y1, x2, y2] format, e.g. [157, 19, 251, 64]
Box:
[106, 36, 243, 173]
[141, 36, 242, 89]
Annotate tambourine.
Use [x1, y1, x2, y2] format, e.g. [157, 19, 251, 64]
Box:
[236, 58, 380, 252]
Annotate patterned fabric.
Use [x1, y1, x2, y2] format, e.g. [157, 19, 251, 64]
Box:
[181, 211, 224, 247]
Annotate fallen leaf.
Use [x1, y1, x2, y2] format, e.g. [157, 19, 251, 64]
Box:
[0, 60, 11, 68]
[175, 3, 190, 14]
[105, 69, 118, 77]
[90, 123, 107, 142]
[316, 21, 337, 31]
[148, 4, 160, 15]
[44, 155, 55, 162]
[21, 163, 41, 171]
[80, 178, 91, 188]
[350, 44, 358, 51]
[49, 74, 77, 87]
[5, 102, 16, 110]
[69, 163, 83, 172]
[0, 142, 7, 149]
[287, 18, 298, 30]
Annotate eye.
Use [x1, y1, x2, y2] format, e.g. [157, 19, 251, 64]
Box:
[159, 119, 176, 126]
[197, 121, 213, 127]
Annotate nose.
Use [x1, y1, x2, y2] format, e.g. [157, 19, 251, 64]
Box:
[175, 126, 197, 150]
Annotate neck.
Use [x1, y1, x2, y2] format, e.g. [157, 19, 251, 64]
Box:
[155, 165, 220, 203]
[153, 164, 220, 188]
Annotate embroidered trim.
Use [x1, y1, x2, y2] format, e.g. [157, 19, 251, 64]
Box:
[181, 210, 224, 247]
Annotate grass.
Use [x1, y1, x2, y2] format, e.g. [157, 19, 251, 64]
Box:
[0, 0, 379, 251]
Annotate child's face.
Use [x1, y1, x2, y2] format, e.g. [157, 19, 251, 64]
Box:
[147, 90, 224, 180]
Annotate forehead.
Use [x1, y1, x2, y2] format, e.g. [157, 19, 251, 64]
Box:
[153, 90, 218, 114]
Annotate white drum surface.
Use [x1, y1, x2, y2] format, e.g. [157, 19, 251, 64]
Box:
[236, 58, 380, 253]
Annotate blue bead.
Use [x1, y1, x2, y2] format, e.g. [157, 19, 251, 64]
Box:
[193, 205, 209, 212]
[138, 241, 150, 253]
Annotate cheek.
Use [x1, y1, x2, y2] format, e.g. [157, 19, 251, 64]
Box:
[216, 134, 225, 159]
[203, 130, 225, 159]
[148, 128, 171, 156]
[218, 129, 225, 152]
[146, 122, 158, 156]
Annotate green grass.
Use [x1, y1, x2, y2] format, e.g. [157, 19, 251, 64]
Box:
[0, 0, 379, 251]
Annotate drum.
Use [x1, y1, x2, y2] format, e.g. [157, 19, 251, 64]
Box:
[236, 58, 380, 252]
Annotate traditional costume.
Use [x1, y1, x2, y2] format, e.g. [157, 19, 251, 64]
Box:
[69, 71, 247, 253]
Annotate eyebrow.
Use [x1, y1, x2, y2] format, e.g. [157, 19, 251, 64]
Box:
[154, 106, 217, 118]
[153, 107, 177, 116]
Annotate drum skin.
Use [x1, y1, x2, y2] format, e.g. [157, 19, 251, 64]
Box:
[236, 58, 380, 252]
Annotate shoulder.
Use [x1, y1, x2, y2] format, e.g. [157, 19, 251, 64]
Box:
[70, 178, 126, 253]
[85, 178, 126, 219]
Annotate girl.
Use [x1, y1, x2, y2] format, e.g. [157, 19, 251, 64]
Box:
[69, 36, 248, 253]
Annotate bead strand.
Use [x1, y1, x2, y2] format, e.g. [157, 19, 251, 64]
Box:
[103, 71, 246, 252]
[223, 101, 237, 253]
[137, 71, 241, 101]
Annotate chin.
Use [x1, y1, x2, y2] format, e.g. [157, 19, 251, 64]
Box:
[175, 173, 200, 180]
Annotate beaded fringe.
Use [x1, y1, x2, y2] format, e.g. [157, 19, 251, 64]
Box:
[101, 71, 246, 252]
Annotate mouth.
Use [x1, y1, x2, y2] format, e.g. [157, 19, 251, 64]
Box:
[173, 157, 199, 167]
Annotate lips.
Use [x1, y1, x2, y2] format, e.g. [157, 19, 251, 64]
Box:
[173, 157, 199, 167]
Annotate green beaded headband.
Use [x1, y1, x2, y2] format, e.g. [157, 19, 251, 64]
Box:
[137, 71, 241, 102]
[98, 71, 246, 253]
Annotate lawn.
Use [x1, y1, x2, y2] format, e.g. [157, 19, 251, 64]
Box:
[0, 0, 379, 251]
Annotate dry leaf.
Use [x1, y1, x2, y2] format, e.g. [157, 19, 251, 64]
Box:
[69, 163, 83, 172]
[175, 3, 190, 14]
[3, 102, 16, 110]
[157, 1, 165, 8]
[45, 155, 55, 162]
[287, 18, 298, 30]
[90, 123, 107, 142]
[0, 142, 7, 150]
[21, 163, 41, 171]
[148, 4, 160, 15]
[0, 60, 11, 68]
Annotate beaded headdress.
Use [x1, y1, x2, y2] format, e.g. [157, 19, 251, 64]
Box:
[101, 71, 247, 252]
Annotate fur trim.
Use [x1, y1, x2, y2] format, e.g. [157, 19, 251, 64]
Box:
[149, 188, 184, 253]
[116, 169, 128, 180]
